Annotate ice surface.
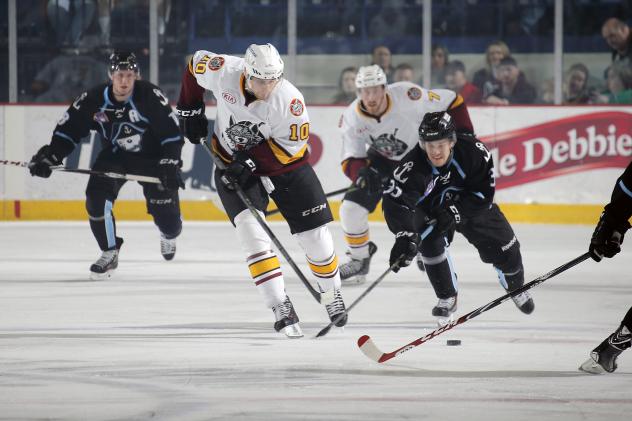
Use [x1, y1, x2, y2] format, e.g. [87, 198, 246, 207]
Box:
[1, 221, 630, 420]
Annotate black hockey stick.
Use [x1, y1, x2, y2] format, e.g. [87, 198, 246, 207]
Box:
[1, 159, 161, 184]
[358, 252, 591, 363]
[200, 140, 334, 305]
[315, 224, 435, 338]
[264, 186, 355, 217]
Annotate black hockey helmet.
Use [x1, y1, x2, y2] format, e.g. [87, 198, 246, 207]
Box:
[109, 51, 139, 74]
[418, 112, 456, 143]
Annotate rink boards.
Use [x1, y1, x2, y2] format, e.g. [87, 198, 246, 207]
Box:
[0, 104, 630, 222]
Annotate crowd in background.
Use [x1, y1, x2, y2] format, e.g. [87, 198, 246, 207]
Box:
[5, 1, 632, 106]
[332, 17, 632, 106]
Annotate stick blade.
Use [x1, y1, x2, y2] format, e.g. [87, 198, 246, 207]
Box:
[357, 335, 387, 363]
[315, 324, 333, 338]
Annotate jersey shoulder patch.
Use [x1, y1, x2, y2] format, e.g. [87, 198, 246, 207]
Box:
[289, 98, 304, 116]
[407, 86, 422, 100]
[208, 56, 225, 71]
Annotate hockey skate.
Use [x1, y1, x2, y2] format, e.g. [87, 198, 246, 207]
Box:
[160, 233, 176, 261]
[579, 326, 631, 374]
[325, 289, 348, 328]
[432, 295, 457, 327]
[90, 249, 119, 280]
[509, 290, 535, 314]
[340, 241, 378, 285]
[272, 296, 303, 338]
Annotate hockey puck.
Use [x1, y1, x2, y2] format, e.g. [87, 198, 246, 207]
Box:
[446, 339, 462, 346]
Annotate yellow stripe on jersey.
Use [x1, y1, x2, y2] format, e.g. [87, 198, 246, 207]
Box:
[449, 94, 465, 109]
[248, 256, 281, 278]
[308, 255, 339, 276]
[266, 138, 308, 165]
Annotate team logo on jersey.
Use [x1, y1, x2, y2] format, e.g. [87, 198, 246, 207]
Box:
[289, 98, 304, 116]
[222, 91, 237, 104]
[368, 128, 408, 159]
[208, 56, 225, 71]
[93, 112, 109, 123]
[112, 122, 145, 152]
[407, 87, 422, 100]
[224, 115, 266, 151]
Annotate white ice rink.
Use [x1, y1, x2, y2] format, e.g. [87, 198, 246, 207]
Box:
[1, 221, 630, 420]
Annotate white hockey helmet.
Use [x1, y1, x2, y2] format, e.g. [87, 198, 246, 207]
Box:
[244, 43, 284, 80]
[355, 65, 387, 89]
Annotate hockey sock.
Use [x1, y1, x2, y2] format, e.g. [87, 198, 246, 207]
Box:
[88, 199, 119, 251]
[296, 225, 341, 291]
[234, 209, 286, 308]
[422, 249, 458, 299]
[340, 200, 370, 259]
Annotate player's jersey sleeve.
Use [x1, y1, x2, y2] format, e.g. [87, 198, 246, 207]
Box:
[188, 50, 239, 94]
[605, 160, 632, 225]
[49, 87, 101, 159]
[421, 87, 474, 134]
[339, 104, 370, 180]
[142, 83, 184, 160]
[264, 82, 310, 165]
[457, 137, 495, 213]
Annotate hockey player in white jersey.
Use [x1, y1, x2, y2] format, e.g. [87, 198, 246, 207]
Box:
[175, 43, 347, 338]
[338, 65, 474, 284]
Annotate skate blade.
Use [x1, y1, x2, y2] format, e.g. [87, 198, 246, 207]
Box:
[436, 314, 455, 328]
[282, 324, 304, 338]
[90, 270, 115, 281]
[341, 275, 366, 286]
[579, 357, 606, 374]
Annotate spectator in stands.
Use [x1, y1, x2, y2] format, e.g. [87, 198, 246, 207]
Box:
[332, 66, 358, 105]
[591, 63, 632, 105]
[473, 40, 510, 94]
[47, 0, 97, 47]
[602, 18, 631, 65]
[431, 44, 449, 87]
[393, 63, 415, 83]
[371, 45, 394, 83]
[483, 56, 536, 105]
[564, 63, 591, 104]
[445, 60, 482, 104]
[30, 50, 108, 103]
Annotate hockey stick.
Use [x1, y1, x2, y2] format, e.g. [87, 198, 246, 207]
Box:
[200, 139, 334, 305]
[1, 159, 161, 184]
[264, 186, 355, 217]
[357, 252, 591, 363]
[315, 224, 436, 338]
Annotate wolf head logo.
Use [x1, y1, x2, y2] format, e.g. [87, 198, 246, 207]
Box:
[369, 128, 407, 158]
[224, 115, 266, 151]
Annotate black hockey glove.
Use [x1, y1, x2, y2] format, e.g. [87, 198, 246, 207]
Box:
[158, 158, 185, 190]
[355, 166, 384, 195]
[434, 200, 462, 235]
[389, 231, 420, 273]
[222, 152, 257, 190]
[589, 211, 630, 262]
[175, 103, 207, 144]
[28, 145, 63, 178]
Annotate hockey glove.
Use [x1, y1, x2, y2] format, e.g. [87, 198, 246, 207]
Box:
[589, 211, 630, 262]
[28, 145, 63, 178]
[389, 231, 420, 273]
[355, 166, 384, 195]
[175, 103, 207, 144]
[222, 152, 257, 190]
[434, 200, 462, 235]
[158, 158, 185, 190]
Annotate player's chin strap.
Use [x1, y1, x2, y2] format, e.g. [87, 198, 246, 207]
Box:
[199, 138, 335, 305]
[1, 159, 161, 184]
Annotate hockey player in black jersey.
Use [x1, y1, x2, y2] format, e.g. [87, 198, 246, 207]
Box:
[29, 51, 185, 280]
[579, 160, 632, 374]
[382, 111, 534, 326]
